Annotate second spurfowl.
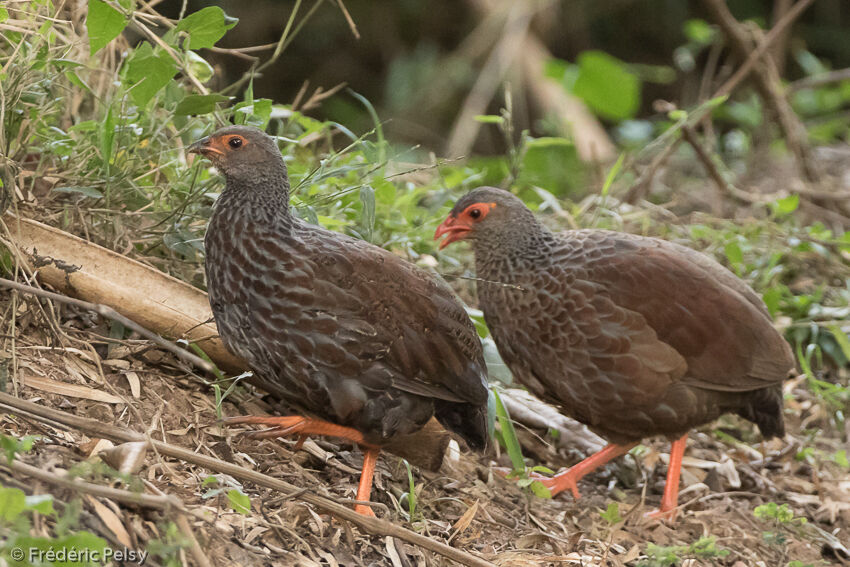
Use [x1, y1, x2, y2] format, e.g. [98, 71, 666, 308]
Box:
[435, 186, 793, 520]
[190, 126, 489, 516]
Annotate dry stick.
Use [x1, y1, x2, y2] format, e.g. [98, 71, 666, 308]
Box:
[0, 393, 495, 567]
[0, 277, 214, 374]
[788, 67, 850, 92]
[703, 0, 820, 181]
[1, 458, 183, 511]
[680, 126, 763, 205]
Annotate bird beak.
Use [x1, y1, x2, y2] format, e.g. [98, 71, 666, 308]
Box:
[187, 136, 223, 157]
[434, 216, 472, 250]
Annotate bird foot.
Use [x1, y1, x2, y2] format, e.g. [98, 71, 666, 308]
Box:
[221, 415, 370, 446]
[644, 507, 677, 522]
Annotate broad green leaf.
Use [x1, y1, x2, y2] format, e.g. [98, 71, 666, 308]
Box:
[572, 51, 640, 121]
[176, 7, 237, 50]
[227, 489, 251, 515]
[0, 7, 8, 23]
[175, 94, 230, 116]
[123, 43, 177, 106]
[0, 486, 26, 522]
[87, 0, 127, 55]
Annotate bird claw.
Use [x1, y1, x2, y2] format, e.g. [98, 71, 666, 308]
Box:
[644, 507, 677, 522]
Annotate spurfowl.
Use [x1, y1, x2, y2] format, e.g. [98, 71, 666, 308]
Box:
[190, 126, 489, 516]
[435, 186, 793, 520]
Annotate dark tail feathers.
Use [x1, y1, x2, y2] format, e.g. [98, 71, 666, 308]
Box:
[736, 385, 785, 439]
[434, 396, 491, 451]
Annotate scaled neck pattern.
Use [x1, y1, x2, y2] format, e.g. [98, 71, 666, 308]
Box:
[472, 212, 558, 282]
[215, 165, 292, 228]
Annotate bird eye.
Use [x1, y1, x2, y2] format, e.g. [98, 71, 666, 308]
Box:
[469, 208, 481, 219]
[228, 137, 243, 149]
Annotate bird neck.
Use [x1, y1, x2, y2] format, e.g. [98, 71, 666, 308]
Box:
[218, 166, 291, 225]
[472, 216, 556, 278]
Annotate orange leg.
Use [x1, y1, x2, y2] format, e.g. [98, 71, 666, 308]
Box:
[355, 447, 380, 517]
[645, 433, 688, 522]
[496, 442, 638, 498]
[223, 415, 378, 516]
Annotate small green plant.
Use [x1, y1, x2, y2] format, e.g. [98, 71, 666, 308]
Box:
[0, 434, 37, 464]
[146, 521, 193, 567]
[398, 459, 420, 523]
[754, 501, 809, 561]
[201, 475, 252, 515]
[492, 389, 552, 499]
[599, 501, 623, 525]
[1, 486, 108, 567]
[637, 536, 729, 567]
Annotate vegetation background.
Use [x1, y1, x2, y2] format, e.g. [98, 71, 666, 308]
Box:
[0, 0, 848, 566]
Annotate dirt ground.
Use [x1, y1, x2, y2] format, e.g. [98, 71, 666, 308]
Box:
[0, 288, 848, 567]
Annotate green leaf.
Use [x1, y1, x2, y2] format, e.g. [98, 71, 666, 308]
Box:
[175, 7, 237, 50]
[175, 94, 230, 116]
[724, 241, 743, 267]
[0, 7, 10, 23]
[24, 494, 55, 516]
[227, 489, 251, 515]
[683, 19, 717, 46]
[1, 434, 36, 464]
[572, 51, 640, 121]
[123, 43, 178, 106]
[87, 0, 127, 55]
[0, 486, 26, 522]
[54, 186, 104, 199]
[359, 185, 376, 240]
[770, 194, 799, 217]
[202, 476, 219, 487]
[599, 502, 623, 524]
[492, 390, 525, 473]
[529, 480, 552, 499]
[186, 50, 215, 83]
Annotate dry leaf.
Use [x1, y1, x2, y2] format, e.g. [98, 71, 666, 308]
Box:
[86, 496, 132, 547]
[124, 371, 141, 398]
[100, 441, 149, 474]
[20, 373, 124, 404]
[450, 500, 479, 539]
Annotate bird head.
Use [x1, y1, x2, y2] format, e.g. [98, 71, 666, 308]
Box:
[434, 186, 526, 249]
[188, 125, 285, 180]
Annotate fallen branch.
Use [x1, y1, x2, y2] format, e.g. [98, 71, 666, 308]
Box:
[0, 277, 213, 374]
[0, 392, 495, 567]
